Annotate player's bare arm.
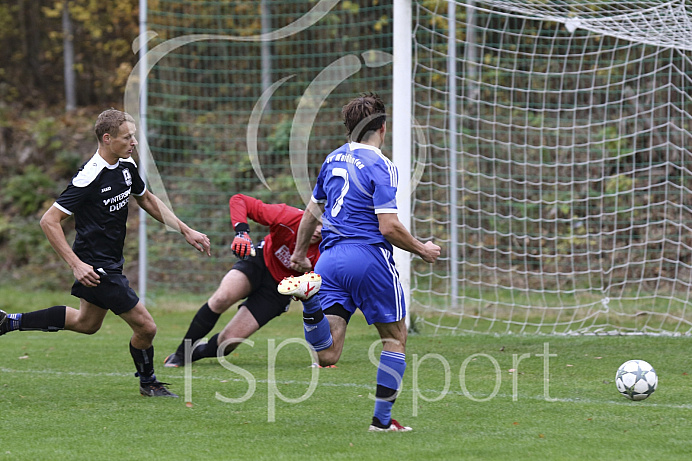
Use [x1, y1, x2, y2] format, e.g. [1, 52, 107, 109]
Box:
[40, 205, 102, 287]
[378, 212, 441, 263]
[135, 190, 211, 256]
[290, 200, 324, 272]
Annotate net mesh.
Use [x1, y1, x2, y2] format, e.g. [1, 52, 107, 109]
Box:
[412, 0, 692, 335]
[145, 0, 393, 293]
[145, 0, 692, 335]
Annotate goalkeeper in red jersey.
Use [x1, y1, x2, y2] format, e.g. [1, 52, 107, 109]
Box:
[163, 194, 322, 367]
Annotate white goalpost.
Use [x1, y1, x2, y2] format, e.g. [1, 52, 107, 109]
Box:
[403, 0, 692, 335]
[393, 0, 414, 327]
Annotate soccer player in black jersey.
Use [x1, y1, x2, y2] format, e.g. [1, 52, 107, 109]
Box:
[0, 109, 211, 397]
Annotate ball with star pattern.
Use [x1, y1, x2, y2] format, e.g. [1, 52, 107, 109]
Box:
[615, 360, 658, 401]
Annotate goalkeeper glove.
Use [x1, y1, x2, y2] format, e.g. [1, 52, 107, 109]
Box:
[231, 223, 253, 259]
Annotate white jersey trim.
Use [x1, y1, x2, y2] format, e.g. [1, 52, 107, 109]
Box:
[348, 141, 382, 156]
[375, 208, 397, 214]
[132, 185, 147, 197]
[52, 202, 72, 216]
[348, 142, 397, 188]
[72, 151, 141, 189]
[73, 151, 115, 188]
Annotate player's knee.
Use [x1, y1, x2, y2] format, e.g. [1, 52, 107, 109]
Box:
[135, 322, 157, 342]
[208, 295, 233, 313]
[72, 317, 103, 335]
[318, 357, 337, 367]
[217, 334, 241, 355]
[317, 349, 341, 367]
[79, 323, 102, 335]
[145, 323, 157, 341]
[221, 343, 238, 356]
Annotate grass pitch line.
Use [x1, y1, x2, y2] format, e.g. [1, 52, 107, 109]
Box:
[3, 366, 692, 410]
[0, 366, 373, 389]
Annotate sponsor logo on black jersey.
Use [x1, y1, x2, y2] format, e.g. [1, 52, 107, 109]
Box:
[101, 186, 112, 193]
[103, 189, 132, 212]
[123, 168, 132, 186]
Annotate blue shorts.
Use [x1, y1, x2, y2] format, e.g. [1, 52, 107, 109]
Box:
[71, 271, 139, 315]
[315, 243, 405, 325]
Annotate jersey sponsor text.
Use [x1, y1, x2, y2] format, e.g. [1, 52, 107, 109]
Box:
[103, 188, 131, 212]
[274, 244, 292, 269]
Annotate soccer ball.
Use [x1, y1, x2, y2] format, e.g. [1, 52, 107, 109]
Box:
[615, 360, 658, 401]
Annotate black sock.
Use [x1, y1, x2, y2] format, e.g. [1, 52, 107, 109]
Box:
[191, 333, 220, 362]
[19, 306, 66, 332]
[175, 303, 221, 356]
[130, 342, 156, 382]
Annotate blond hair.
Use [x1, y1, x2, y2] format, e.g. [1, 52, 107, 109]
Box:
[94, 109, 135, 142]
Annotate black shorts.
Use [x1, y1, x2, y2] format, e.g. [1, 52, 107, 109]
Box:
[324, 303, 352, 323]
[71, 271, 139, 315]
[234, 244, 291, 328]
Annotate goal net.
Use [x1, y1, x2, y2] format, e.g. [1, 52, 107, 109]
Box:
[411, 0, 692, 335]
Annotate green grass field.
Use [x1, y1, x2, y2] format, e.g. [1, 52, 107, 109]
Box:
[1, 287, 692, 460]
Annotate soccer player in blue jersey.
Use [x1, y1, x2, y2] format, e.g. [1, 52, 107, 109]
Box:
[0, 109, 211, 397]
[288, 93, 441, 431]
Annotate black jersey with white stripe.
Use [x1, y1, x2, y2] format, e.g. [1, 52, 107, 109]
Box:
[54, 151, 146, 270]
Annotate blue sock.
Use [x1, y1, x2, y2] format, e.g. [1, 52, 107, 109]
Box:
[302, 296, 332, 351]
[373, 351, 407, 426]
[302, 295, 321, 314]
[7, 313, 22, 331]
[304, 316, 333, 351]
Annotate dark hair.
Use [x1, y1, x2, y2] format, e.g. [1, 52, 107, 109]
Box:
[341, 93, 386, 143]
[94, 109, 134, 142]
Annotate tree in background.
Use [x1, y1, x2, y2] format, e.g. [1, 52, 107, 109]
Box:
[0, 0, 139, 109]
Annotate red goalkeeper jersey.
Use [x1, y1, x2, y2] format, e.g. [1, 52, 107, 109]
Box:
[229, 194, 321, 283]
